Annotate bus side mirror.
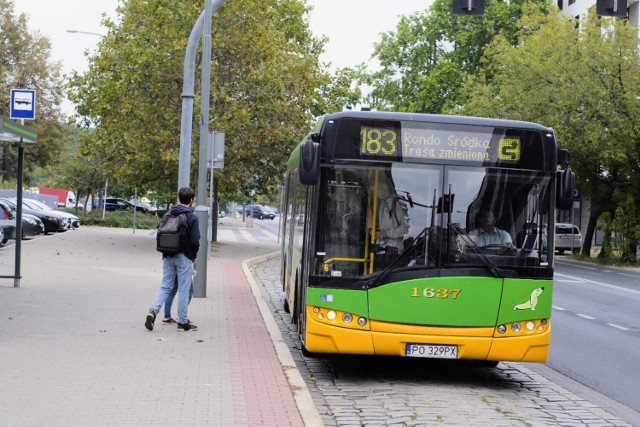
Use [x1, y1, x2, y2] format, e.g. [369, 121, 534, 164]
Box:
[556, 166, 575, 210]
[299, 138, 320, 185]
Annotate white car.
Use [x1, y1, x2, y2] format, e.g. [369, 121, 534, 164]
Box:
[553, 223, 582, 254]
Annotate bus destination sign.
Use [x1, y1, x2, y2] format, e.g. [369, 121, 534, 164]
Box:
[360, 125, 522, 164]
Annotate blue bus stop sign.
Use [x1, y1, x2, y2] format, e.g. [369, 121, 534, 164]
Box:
[10, 89, 36, 120]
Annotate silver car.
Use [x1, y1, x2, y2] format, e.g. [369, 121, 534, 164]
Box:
[554, 223, 582, 254]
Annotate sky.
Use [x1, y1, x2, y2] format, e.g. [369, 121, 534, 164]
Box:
[13, 0, 430, 115]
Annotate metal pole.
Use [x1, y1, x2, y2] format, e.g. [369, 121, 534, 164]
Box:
[178, 0, 226, 191]
[194, 0, 213, 298]
[14, 141, 24, 288]
[133, 187, 137, 234]
[178, 0, 227, 296]
[207, 167, 213, 259]
[212, 176, 218, 243]
[102, 179, 108, 220]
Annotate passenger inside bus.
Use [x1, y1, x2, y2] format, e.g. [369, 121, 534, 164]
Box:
[368, 178, 410, 267]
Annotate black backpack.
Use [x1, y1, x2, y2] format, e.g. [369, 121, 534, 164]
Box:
[156, 213, 189, 256]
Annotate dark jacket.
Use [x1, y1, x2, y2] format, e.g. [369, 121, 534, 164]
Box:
[163, 204, 200, 260]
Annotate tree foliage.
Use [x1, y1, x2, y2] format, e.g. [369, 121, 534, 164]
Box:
[0, 0, 69, 185]
[457, 6, 640, 257]
[67, 0, 357, 201]
[362, 0, 551, 113]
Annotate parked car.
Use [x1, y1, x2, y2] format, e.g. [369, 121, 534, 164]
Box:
[0, 201, 15, 245]
[245, 205, 275, 220]
[99, 198, 149, 213]
[129, 199, 152, 213]
[22, 198, 80, 230]
[0, 198, 44, 240]
[1, 198, 66, 234]
[554, 223, 582, 254]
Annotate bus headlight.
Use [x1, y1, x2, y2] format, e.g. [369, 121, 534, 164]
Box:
[511, 322, 521, 333]
[526, 321, 536, 331]
[497, 324, 507, 334]
[309, 307, 369, 330]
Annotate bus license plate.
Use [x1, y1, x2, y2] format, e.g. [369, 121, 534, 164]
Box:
[405, 344, 458, 359]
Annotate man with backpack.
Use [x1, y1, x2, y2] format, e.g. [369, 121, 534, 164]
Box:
[145, 187, 200, 332]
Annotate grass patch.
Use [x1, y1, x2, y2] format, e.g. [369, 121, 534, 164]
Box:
[567, 253, 639, 268]
[75, 210, 161, 230]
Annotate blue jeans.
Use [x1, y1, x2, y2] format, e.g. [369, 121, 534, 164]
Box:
[163, 276, 194, 319]
[150, 253, 193, 324]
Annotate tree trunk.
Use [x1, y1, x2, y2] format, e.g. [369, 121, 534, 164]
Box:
[582, 209, 600, 257]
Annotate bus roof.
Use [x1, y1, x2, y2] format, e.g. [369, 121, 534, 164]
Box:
[321, 111, 554, 133]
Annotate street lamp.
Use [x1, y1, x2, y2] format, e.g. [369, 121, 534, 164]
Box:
[67, 29, 104, 37]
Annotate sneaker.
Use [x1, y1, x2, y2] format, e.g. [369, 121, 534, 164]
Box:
[177, 322, 198, 331]
[162, 318, 176, 324]
[145, 311, 156, 331]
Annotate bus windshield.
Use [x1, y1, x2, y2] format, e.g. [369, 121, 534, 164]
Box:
[316, 163, 551, 281]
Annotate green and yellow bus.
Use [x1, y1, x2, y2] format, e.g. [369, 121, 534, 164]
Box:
[281, 111, 574, 364]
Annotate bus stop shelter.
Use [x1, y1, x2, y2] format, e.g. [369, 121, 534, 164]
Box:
[0, 117, 37, 287]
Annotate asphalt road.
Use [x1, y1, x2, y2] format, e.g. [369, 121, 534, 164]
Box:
[541, 259, 640, 417]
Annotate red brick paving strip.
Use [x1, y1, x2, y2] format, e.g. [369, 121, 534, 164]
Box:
[223, 261, 305, 426]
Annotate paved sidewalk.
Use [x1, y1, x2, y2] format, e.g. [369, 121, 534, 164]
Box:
[0, 219, 320, 426]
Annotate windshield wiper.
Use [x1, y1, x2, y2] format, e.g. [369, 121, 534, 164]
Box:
[449, 223, 504, 278]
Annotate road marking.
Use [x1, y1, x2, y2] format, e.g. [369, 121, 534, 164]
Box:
[239, 229, 258, 243]
[554, 272, 640, 295]
[216, 229, 237, 242]
[556, 261, 598, 270]
[552, 306, 566, 311]
[258, 228, 279, 241]
[576, 313, 595, 320]
[616, 272, 640, 278]
[607, 323, 629, 331]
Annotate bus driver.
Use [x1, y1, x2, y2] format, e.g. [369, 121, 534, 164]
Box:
[466, 210, 516, 251]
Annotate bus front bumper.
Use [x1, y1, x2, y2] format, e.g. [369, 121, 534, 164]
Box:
[304, 316, 550, 363]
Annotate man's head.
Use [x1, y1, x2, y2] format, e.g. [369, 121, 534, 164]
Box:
[477, 210, 496, 232]
[178, 187, 195, 205]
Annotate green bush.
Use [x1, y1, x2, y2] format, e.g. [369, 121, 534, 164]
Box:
[77, 210, 160, 229]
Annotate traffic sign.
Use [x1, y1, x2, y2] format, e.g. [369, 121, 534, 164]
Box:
[10, 89, 36, 120]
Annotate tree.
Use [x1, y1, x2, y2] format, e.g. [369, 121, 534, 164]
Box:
[0, 0, 69, 185]
[361, 0, 551, 113]
[457, 6, 640, 258]
[67, 0, 357, 201]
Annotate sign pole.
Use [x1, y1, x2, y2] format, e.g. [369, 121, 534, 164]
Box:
[14, 137, 24, 287]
